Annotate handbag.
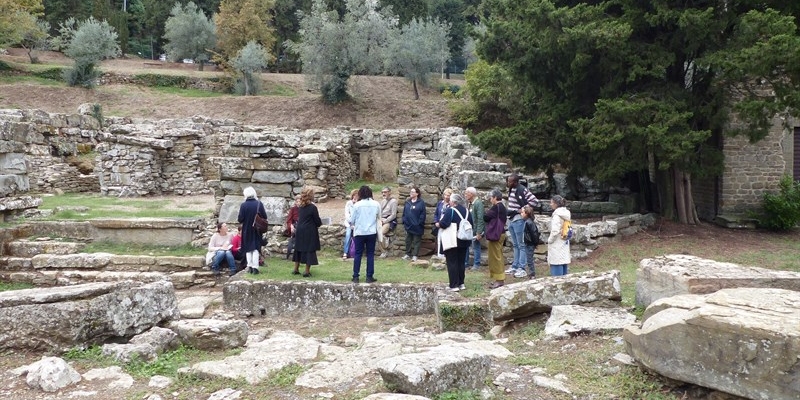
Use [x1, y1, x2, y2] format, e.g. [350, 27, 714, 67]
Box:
[440, 210, 458, 251]
[252, 202, 268, 233]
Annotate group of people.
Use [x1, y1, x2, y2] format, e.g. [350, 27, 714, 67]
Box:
[208, 176, 573, 291]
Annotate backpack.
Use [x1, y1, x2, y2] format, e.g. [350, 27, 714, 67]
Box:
[560, 218, 574, 243]
[452, 208, 473, 240]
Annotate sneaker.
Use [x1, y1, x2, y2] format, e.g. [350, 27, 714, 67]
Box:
[513, 269, 528, 278]
[449, 287, 461, 292]
[459, 284, 466, 290]
[379, 252, 388, 258]
[401, 255, 410, 260]
[504, 267, 516, 274]
[366, 277, 377, 283]
[470, 266, 480, 271]
[411, 256, 417, 262]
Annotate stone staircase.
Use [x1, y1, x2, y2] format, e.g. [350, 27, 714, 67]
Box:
[0, 238, 216, 288]
[0, 218, 220, 289]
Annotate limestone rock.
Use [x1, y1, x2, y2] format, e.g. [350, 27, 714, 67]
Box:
[362, 393, 431, 399]
[532, 375, 571, 394]
[0, 281, 179, 351]
[377, 345, 490, 397]
[178, 295, 218, 319]
[24, 357, 81, 392]
[543, 305, 636, 339]
[207, 388, 242, 400]
[167, 319, 248, 350]
[148, 375, 173, 388]
[102, 326, 179, 362]
[487, 271, 622, 322]
[624, 288, 800, 400]
[635, 254, 800, 307]
[82, 366, 134, 389]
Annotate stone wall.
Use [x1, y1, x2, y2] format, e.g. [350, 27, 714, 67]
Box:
[719, 115, 794, 215]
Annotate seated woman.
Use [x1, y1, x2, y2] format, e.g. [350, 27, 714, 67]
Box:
[208, 222, 236, 277]
[231, 225, 243, 267]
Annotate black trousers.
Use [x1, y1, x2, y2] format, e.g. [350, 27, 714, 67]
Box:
[444, 247, 467, 288]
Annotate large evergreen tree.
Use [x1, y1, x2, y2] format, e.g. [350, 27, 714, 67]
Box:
[162, 1, 216, 69]
[471, 0, 800, 223]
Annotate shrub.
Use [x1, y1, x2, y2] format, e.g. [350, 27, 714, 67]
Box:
[33, 67, 64, 81]
[63, 62, 99, 88]
[759, 175, 800, 231]
[134, 73, 189, 88]
[437, 83, 460, 94]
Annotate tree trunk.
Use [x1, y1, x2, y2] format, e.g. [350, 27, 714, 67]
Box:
[198, 61, 204, 72]
[244, 72, 250, 96]
[412, 79, 419, 100]
[656, 168, 675, 221]
[671, 167, 700, 224]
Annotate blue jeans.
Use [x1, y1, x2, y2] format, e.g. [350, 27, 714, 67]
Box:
[353, 234, 377, 279]
[525, 244, 535, 276]
[550, 264, 568, 276]
[508, 218, 526, 270]
[464, 238, 481, 269]
[212, 250, 236, 274]
[342, 227, 352, 256]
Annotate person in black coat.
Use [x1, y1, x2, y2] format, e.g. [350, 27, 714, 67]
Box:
[437, 193, 473, 292]
[238, 186, 268, 274]
[401, 186, 426, 261]
[292, 187, 322, 277]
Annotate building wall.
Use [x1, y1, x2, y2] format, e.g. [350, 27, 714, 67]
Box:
[720, 115, 795, 215]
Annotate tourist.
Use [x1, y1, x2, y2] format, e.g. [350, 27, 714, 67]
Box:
[208, 222, 236, 277]
[342, 189, 358, 261]
[350, 185, 381, 283]
[292, 187, 322, 278]
[231, 225, 243, 266]
[401, 186, 426, 262]
[438, 193, 473, 292]
[237, 187, 267, 274]
[520, 205, 538, 279]
[505, 174, 539, 278]
[378, 186, 398, 258]
[285, 194, 300, 259]
[463, 187, 485, 270]
[432, 188, 453, 259]
[547, 195, 571, 276]
[483, 189, 507, 289]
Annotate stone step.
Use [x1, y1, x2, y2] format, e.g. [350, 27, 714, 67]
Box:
[5, 239, 87, 257]
[1, 269, 223, 289]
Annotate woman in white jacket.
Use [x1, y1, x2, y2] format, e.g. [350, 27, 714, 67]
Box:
[547, 195, 571, 276]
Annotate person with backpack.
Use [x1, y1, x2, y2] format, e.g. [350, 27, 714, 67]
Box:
[401, 186, 426, 262]
[547, 195, 571, 276]
[520, 205, 540, 279]
[437, 193, 473, 292]
[505, 174, 540, 278]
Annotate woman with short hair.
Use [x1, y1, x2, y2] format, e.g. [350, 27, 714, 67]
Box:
[238, 187, 268, 274]
[483, 189, 507, 288]
[437, 193, 473, 291]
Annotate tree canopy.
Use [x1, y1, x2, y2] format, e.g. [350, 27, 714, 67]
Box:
[470, 0, 800, 223]
[385, 17, 450, 99]
[214, 0, 276, 60]
[162, 1, 216, 67]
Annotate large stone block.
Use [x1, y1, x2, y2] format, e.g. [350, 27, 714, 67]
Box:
[0, 281, 179, 351]
[252, 170, 300, 184]
[487, 270, 622, 322]
[223, 280, 438, 317]
[167, 319, 248, 350]
[635, 254, 800, 307]
[624, 288, 800, 400]
[456, 170, 505, 190]
[218, 195, 287, 225]
[377, 346, 490, 397]
[0, 153, 27, 174]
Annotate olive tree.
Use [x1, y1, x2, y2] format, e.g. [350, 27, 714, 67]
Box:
[162, 1, 216, 70]
[231, 40, 269, 95]
[384, 17, 450, 99]
[63, 17, 120, 88]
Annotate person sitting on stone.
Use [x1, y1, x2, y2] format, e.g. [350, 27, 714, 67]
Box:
[208, 222, 236, 277]
[378, 186, 398, 258]
[231, 225, 243, 268]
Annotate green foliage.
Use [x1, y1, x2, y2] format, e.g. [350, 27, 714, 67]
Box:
[0, 1, 39, 48]
[133, 73, 190, 88]
[162, 1, 216, 65]
[437, 302, 490, 333]
[472, 0, 800, 218]
[288, 0, 397, 104]
[62, 61, 99, 88]
[448, 60, 516, 129]
[437, 83, 460, 94]
[759, 175, 800, 231]
[32, 67, 63, 80]
[124, 345, 198, 378]
[231, 41, 269, 95]
[18, 17, 51, 63]
[63, 16, 120, 65]
[0, 282, 35, 292]
[384, 17, 450, 100]
[90, 103, 103, 128]
[433, 390, 481, 400]
[38, 193, 212, 220]
[266, 363, 306, 387]
[215, 0, 276, 61]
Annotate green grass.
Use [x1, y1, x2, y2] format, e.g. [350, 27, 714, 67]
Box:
[0, 74, 64, 86]
[37, 194, 212, 220]
[83, 241, 199, 257]
[265, 363, 306, 387]
[262, 84, 296, 96]
[151, 86, 225, 98]
[0, 282, 35, 292]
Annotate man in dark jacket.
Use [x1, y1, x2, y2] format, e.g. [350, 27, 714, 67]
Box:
[401, 186, 426, 261]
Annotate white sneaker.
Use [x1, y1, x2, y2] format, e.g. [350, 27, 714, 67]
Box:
[401, 255, 410, 260]
[412, 256, 417, 262]
[450, 287, 461, 292]
[513, 270, 528, 278]
[504, 267, 515, 274]
[459, 284, 466, 290]
[379, 252, 388, 258]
